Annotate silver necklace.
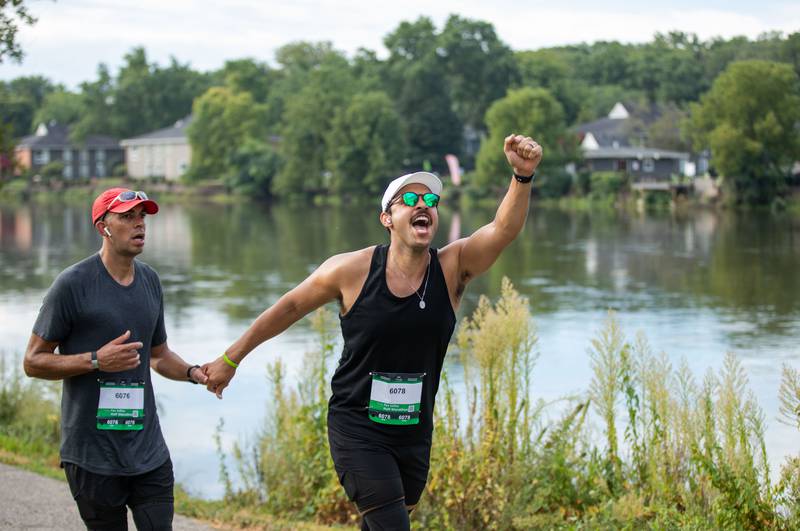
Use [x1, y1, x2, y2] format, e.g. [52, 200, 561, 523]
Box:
[392, 253, 430, 309]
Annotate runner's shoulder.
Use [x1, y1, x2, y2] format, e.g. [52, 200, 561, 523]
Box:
[317, 246, 375, 280]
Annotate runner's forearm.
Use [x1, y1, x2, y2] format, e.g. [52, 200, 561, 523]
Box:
[150, 347, 194, 381]
[23, 350, 94, 380]
[492, 176, 532, 243]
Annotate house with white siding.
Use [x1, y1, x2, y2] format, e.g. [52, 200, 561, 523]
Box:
[121, 117, 192, 181]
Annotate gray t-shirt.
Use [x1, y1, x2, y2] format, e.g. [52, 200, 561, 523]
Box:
[33, 253, 169, 476]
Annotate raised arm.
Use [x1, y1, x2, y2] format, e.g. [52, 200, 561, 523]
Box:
[442, 134, 542, 298]
[201, 250, 359, 398]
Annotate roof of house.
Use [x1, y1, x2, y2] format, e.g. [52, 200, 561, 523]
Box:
[575, 116, 633, 148]
[575, 101, 687, 155]
[17, 122, 121, 149]
[120, 116, 192, 146]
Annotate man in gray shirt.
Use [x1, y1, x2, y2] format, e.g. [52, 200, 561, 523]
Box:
[24, 188, 207, 530]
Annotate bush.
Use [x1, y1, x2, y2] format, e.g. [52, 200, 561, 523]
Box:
[112, 163, 127, 178]
[40, 161, 65, 183]
[590, 171, 628, 198]
[537, 170, 574, 199]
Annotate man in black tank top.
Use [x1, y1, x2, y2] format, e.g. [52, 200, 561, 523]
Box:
[202, 134, 543, 530]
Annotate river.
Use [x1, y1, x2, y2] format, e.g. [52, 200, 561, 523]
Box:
[1, 199, 798, 499]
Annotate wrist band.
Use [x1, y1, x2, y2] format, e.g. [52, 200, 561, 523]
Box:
[187, 364, 200, 383]
[91, 351, 99, 371]
[514, 171, 535, 183]
[222, 353, 239, 369]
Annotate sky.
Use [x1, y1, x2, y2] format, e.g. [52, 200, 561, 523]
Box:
[1, 0, 799, 89]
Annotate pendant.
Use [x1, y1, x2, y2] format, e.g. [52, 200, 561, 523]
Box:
[419, 300, 426, 309]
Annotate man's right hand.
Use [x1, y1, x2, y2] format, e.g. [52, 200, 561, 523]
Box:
[97, 330, 142, 372]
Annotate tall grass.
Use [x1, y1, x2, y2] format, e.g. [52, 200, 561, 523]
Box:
[0, 353, 62, 477]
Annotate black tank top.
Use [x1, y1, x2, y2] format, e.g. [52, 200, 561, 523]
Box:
[328, 244, 457, 444]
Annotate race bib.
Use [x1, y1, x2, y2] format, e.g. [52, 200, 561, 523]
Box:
[97, 380, 145, 431]
[368, 372, 424, 426]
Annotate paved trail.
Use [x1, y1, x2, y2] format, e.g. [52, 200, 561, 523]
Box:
[0, 462, 216, 530]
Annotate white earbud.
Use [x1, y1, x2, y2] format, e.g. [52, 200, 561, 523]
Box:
[104, 227, 111, 237]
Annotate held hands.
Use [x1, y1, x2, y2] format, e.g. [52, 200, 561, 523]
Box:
[504, 134, 543, 177]
[188, 365, 209, 385]
[201, 356, 236, 399]
[97, 330, 142, 372]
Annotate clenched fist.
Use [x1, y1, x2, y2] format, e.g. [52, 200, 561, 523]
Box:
[504, 134, 543, 178]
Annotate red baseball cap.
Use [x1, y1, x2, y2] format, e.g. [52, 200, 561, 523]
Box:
[91, 187, 159, 225]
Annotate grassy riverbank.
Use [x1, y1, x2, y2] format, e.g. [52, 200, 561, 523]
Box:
[2, 283, 799, 529]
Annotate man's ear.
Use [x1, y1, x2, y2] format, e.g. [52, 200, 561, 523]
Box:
[379, 211, 392, 228]
[96, 220, 108, 237]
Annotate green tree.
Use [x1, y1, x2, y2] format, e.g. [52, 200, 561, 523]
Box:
[187, 86, 268, 181]
[382, 16, 438, 101]
[111, 47, 211, 138]
[629, 33, 708, 103]
[396, 55, 462, 173]
[0, 0, 36, 63]
[33, 89, 82, 127]
[327, 91, 405, 194]
[581, 41, 633, 86]
[218, 58, 273, 103]
[688, 60, 800, 204]
[516, 48, 586, 125]
[70, 64, 114, 142]
[475, 87, 577, 188]
[225, 138, 282, 198]
[0, 121, 15, 177]
[273, 48, 354, 196]
[437, 15, 519, 131]
[264, 41, 344, 133]
[781, 31, 800, 78]
[383, 16, 438, 63]
[647, 103, 691, 152]
[0, 75, 55, 137]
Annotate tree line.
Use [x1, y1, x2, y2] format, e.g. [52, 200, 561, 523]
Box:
[1, 16, 799, 204]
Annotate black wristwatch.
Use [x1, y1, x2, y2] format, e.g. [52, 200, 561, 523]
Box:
[187, 365, 201, 384]
[514, 171, 535, 184]
[90, 350, 99, 371]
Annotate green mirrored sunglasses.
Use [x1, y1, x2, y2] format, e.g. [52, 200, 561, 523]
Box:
[399, 192, 440, 208]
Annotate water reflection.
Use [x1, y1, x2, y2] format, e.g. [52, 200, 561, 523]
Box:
[1, 199, 798, 498]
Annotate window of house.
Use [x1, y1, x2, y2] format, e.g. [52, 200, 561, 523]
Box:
[643, 158, 655, 172]
[64, 164, 73, 179]
[631, 161, 640, 171]
[615, 160, 627, 171]
[63, 149, 72, 162]
[33, 150, 49, 165]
